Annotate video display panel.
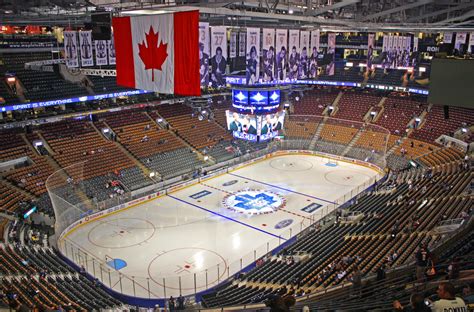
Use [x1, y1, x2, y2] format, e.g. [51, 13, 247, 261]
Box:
[258, 111, 285, 141]
[226, 111, 258, 142]
[226, 110, 285, 141]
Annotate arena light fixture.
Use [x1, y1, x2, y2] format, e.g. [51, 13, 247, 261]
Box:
[6, 77, 16, 83]
[346, 62, 354, 67]
[461, 128, 468, 133]
[419, 67, 426, 73]
[157, 118, 163, 123]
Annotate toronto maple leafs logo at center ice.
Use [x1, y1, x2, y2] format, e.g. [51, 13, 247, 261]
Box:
[223, 190, 285, 215]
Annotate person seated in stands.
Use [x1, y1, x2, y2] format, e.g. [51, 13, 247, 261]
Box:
[429, 282, 467, 312]
[447, 257, 460, 280]
[462, 283, 474, 304]
[393, 293, 431, 312]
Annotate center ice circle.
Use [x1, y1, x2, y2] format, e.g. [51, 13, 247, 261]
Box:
[269, 158, 313, 171]
[223, 189, 285, 215]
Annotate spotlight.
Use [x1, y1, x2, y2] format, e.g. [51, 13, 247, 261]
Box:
[295, 96, 300, 101]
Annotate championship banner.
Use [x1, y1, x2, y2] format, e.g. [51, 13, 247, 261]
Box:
[455, 32, 467, 50]
[327, 33, 336, 76]
[246, 27, 260, 85]
[238, 32, 246, 57]
[288, 29, 300, 80]
[309, 30, 320, 78]
[63, 31, 79, 68]
[107, 38, 116, 65]
[230, 31, 237, 58]
[367, 33, 375, 70]
[95, 40, 108, 66]
[210, 26, 227, 87]
[275, 29, 288, 81]
[262, 28, 275, 82]
[299, 31, 310, 79]
[199, 22, 210, 87]
[443, 32, 453, 43]
[79, 31, 93, 67]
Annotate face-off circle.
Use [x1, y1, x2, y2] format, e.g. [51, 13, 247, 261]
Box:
[223, 189, 285, 215]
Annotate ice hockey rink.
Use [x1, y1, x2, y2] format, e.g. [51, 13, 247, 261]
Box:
[61, 154, 382, 298]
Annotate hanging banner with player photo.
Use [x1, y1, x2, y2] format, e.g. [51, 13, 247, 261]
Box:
[469, 32, 474, 53]
[299, 31, 310, 79]
[79, 31, 93, 67]
[262, 28, 275, 82]
[198, 22, 210, 87]
[455, 32, 467, 51]
[413, 37, 419, 52]
[275, 29, 288, 81]
[210, 26, 227, 88]
[288, 30, 300, 80]
[64, 31, 79, 68]
[382, 35, 412, 69]
[230, 31, 237, 58]
[309, 30, 320, 78]
[95, 40, 108, 66]
[327, 33, 336, 76]
[246, 28, 260, 85]
[367, 33, 375, 71]
[443, 32, 453, 43]
[238, 32, 246, 57]
[107, 37, 116, 65]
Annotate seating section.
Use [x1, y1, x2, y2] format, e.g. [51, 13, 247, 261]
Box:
[0, 245, 123, 311]
[335, 92, 380, 121]
[320, 123, 357, 145]
[293, 89, 339, 115]
[202, 160, 473, 307]
[1, 53, 88, 102]
[412, 105, 474, 143]
[376, 97, 426, 134]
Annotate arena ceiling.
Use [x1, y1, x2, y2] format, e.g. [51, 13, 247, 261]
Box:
[0, 0, 473, 31]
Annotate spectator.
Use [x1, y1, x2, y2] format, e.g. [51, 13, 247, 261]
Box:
[169, 296, 175, 311]
[351, 265, 362, 297]
[430, 282, 467, 312]
[376, 263, 386, 281]
[447, 257, 460, 280]
[462, 283, 474, 304]
[415, 244, 432, 283]
[393, 293, 430, 312]
[177, 294, 184, 310]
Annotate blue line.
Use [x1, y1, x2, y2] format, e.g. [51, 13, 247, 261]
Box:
[228, 173, 337, 204]
[167, 195, 287, 241]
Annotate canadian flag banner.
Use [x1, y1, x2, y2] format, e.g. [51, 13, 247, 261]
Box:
[112, 11, 200, 96]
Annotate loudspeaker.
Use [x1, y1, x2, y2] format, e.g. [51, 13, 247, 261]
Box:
[443, 105, 449, 119]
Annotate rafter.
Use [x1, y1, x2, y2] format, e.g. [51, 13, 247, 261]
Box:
[360, 0, 434, 22]
[407, 2, 474, 22]
[432, 9, 474, 25]
[311, 0, 360, 16]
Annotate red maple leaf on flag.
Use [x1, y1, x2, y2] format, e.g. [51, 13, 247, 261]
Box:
[138, 26, 168, 81]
